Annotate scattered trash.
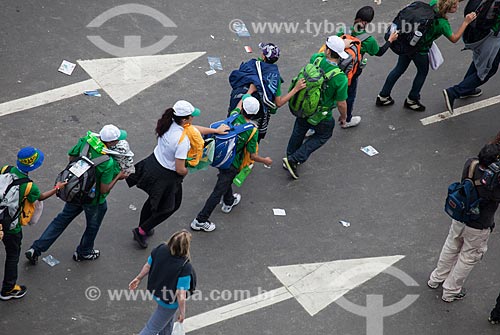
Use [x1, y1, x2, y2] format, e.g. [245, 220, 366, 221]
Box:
[388, 125, 396, 131]
[84, 90, 101, 97]
[233, 21, 251, 37]
[244, 46, 253, 53]
[71, 317, 77, 321]
[439, 113, 446, 119]
[263, 164, 271, 169]
[129, 204, 137, 211]
[360, 145, 379, 157]
[207, 57, 223, 71]
[374, 0, 382, 4]
[205, 69, 217, 76]
[435, 150, 439, 153]
[322, 0, 328, 2]
[273, 208, 286, 216]
[17, 80, 22, 84]
[210, 35, 215, 39]
[339, 220, 351, 227]
[58, 60, 76, 76]
[42, 255, 60, 267]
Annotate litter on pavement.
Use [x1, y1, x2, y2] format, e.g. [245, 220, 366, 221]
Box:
[361, 145, 379, 157]
[58, 60, 76, 76]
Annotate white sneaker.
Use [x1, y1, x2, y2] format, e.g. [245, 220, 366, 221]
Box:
[221, 193, 241, 213]
[305, 129, 315, 137]
[190, 219, 216, 232]
[341, 116, 361, 128]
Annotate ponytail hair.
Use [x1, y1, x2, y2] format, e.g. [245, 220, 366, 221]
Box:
[155, 108, 190, 138]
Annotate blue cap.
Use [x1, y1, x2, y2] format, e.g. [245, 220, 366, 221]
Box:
[17, 147, 44, 173]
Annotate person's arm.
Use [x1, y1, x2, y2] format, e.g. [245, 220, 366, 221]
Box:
[448, 12, 477, 43]
[375, 32, 398, 57]
[129, 262, 151, 290]
[337, 100, 348, 126]
[38, 181, 68, 201]
[236, 84, 258, 109]
[250, 153, 273, 166]
[193, 124, 230, 135]
[274, 79, 306, 107]
[177, 290, 187, 322]
[100, 170, 129, 194]
[175, 158, 188, 176]
[0, 225, 3, 241]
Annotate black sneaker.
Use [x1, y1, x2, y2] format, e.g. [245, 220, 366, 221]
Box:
[25, 248, 39, 265]
[489, 316, 500, 325]
[146, 228, 155, 237]
[404, 98, 426, 112]
[376, 95, 395, 106]
[132, 228, 148, 249]
[459, 88, 482, 99]
[0, 285, 27, 301]
[283, 157, 299, 179]
[443, 89, 455, 114]
[442, 288, 466, 303]
[73, 249, 100, 262]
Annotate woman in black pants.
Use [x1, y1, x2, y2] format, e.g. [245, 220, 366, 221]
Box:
[127, 100, 228, 248]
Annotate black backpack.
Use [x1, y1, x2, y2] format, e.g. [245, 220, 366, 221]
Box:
[54, 143, 109, 204]
[463, 0, 500, 43]
[385, 1, 440, 55]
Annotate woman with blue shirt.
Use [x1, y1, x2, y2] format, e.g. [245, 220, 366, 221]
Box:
[129, 230, 194, 335]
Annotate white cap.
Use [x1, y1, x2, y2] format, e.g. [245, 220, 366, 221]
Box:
[242, 96, 260, 115]
[172, 100, 200, 117]
[99, 124, 127, 142]
[325, 36, 349, 59]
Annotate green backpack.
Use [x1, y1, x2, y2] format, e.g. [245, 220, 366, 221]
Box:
[288, 56, 342, 123]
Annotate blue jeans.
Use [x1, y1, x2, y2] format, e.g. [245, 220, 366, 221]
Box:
[31, 201, 108, 256]
[196, 167, 238, 222]
[139, 304, 177, 335]
[286, 117, 335, 164]
[346, 72, 360, 122]
[379, 52, 429, 101]
[447, 49, 500, 99]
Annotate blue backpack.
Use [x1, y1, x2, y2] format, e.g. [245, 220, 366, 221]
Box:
[444, 160, 482, 223]
[210, 113, 255, 169]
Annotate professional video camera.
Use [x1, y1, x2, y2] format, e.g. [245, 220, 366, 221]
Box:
[481, 161, 500, 190]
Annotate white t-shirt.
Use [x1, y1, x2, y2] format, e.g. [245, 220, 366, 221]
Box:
[153, 123, 190, 171]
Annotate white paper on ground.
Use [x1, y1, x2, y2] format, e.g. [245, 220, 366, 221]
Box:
[273, 208, 286, 216]
[360, 145, 379, 156]
[58, 60, 76, 75]
[205, 69, 216, 76]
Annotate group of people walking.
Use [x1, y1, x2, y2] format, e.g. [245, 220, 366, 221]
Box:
[2, 0, 500, 333]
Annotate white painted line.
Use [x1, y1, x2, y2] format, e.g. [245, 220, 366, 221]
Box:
[420, 94, 500, 125]
[0, 79, 100, 117]
[77, 52, 206, 105]
[184, 287, 292, 333]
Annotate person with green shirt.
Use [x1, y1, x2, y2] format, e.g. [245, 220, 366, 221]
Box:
[283, 35, 349, 180]
[1, 147, 66, 300]
[191, 96, 273, 232]
[443, 1, 500, 113]
[336, 6, 399, 128]
[376, 0, 476, 112]
[25, 125, 128, 265]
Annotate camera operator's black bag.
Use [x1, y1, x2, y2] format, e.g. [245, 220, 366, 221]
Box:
[385, 1, 439, 55]
[444, 160, 482, 223]
[55, 143, 109, 204]
[463, 0, 500, 44]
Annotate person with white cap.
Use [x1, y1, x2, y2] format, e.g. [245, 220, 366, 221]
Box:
[25, 125, 129, 264]
[191, 96, 273, 232]
[0, 147, 66, 300]
[126, 101, 229, 248]
[283, 35, 349, 180]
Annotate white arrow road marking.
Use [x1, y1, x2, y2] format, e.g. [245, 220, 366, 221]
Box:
[0, 79, 100, 117]
[183, 255, 405, 332]
[78, 52, 205, 105]
[184, 287, 292, 333]
[0, 52, 206, 117]
[420, 94, 500, 125]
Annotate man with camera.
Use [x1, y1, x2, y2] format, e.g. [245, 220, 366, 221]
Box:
[428, 143, 500, 302]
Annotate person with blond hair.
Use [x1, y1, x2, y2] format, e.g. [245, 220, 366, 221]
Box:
[130, 230, 195, 335]
[376, 0, 477, 111]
